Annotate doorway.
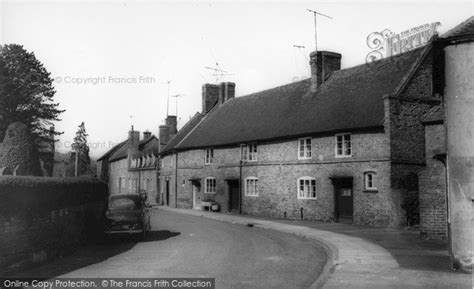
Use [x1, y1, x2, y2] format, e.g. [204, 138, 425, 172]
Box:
[192, 181, 201, 209]
[331, 177, 353, 223]
[165, 180, 170, 206]
[227, 180, 240, 213]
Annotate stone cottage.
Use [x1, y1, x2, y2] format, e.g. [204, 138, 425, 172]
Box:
[158, 39, 446, 228]
[97, 127, 159, 204]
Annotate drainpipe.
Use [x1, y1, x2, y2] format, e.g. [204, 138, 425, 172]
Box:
[175, 152, 178, 208]
[138, 169, 141, 194]
[239, 144, 244, 215]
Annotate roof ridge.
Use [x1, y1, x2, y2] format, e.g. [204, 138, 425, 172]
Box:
[441, 16, 474, 38]
[139, 134, 157, 145]
[391, 44, 432, 98]
[334, 46, 427, 75]
[231, 78, 311, 101]
[227, 47, 426, 105]
[174, 110, 211, 149]
[159, 112, 205, 154]
[97, 140, 127, 161]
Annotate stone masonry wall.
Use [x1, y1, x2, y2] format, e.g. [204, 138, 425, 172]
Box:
[161, 132, 405, 227]
[109, 159, 158, 203]
[388, 49, 442, 228]
[390, 51, 439, 165]
[419, 123, 447, 239]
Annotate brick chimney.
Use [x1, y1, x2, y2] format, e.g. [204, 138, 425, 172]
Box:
[165, 115, 177, 135]
[127, 126, 140, 168]
[218, 82, 236, 104]
[159, 125, 170, 152]
[310, 51, 342, 91]
[202, 84, 219, 113]
[143, 130, 151, 140]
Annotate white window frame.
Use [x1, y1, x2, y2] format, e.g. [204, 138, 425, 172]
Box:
[205, 148, 214, 165]
[242, 144, 258, 161]
[298, 138, 312, 159]
[335, 133, 352, 158]
[364, 172, 377, 190]
[297, 177, 317, 200]
[245, 177, 259, 197]
[204, 177, 217, 194]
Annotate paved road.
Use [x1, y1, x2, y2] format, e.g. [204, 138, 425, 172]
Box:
[15, 209, 327, 289]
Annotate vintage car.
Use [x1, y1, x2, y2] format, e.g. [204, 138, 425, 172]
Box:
[104, 193, 151, 240]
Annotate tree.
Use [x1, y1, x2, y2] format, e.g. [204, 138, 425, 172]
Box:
[0, 44, 64, 143]
[71, 122, 91, 176]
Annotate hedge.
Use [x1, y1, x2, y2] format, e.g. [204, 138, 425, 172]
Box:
[0, 176, 108, 217]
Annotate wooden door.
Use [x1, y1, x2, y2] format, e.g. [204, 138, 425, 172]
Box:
[332, 178, 353, 222]
[228, 180, 240, 212]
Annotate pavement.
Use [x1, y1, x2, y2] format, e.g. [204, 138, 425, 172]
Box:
[159, 206, 473, 289]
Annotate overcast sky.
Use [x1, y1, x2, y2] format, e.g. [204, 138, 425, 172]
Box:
[0, 0, 472, 157]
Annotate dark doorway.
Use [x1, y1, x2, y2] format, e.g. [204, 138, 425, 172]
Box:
[227, 180, 240, 212]
[331, 177, 353, 223]
[165, 180, 170, 206]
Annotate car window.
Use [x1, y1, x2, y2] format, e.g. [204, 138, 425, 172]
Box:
[109, 198, 139, 210]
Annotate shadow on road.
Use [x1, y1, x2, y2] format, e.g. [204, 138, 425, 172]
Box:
[141, 230, 180, 242]
[4, 230, 180, 279]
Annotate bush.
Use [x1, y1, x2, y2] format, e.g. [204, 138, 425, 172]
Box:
[0, 175, 108, 217]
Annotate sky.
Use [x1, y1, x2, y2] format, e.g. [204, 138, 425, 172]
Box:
[0, 0, 472, 158]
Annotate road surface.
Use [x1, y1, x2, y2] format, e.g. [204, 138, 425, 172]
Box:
[13, 209, 327, 288]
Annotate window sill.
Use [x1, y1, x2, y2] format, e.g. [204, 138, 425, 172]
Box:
[335, 155, 352, 158]
[363, 189, 378, 193]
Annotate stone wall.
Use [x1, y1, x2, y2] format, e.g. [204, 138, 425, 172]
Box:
[109, 159, 129, 194]
[108, 159, 158, 203]
[419, 123, 447, 239]
[160, 132, 406, 227]
[387, 49, 442, 228]
[389, 51, 440, 165]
